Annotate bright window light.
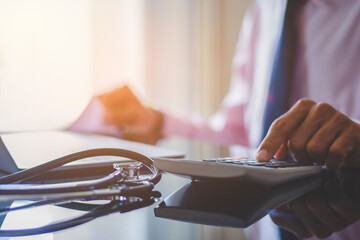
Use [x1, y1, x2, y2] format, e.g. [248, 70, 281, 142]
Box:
[0, 0, 93, 132]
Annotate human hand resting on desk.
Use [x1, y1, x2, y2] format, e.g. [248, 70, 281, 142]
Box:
[98, 86, 163, 144]
[270, 169, 360, 239]
[256, 99, 360, 170]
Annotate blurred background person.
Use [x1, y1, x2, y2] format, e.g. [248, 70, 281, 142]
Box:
[90, 0, 360, 170]
[72, 0, 360, 239]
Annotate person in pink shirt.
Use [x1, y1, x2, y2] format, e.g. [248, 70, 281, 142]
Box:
[70, 0, 360, 238]
[97, 0, 360, 170]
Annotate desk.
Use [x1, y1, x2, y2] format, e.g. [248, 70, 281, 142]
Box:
[0, 174, 245, 240]
[0, 169, 360, 240]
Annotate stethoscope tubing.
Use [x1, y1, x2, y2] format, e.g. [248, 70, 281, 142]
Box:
[0, 148, 161, 195]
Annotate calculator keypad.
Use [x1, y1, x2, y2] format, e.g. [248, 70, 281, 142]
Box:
[202, 158, 305, 168]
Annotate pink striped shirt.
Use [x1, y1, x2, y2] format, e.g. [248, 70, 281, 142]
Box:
[162, 0, 360, 160]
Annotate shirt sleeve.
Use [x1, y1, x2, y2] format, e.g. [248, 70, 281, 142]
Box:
[161, 105, 249, 146]
[161, 2, 259, 147]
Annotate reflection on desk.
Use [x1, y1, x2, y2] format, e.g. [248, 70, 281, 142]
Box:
[154, 175, 322, 228]
[0, 175, 197, 240]
[0, 169, 360, 240]
[156, 169, 360, 240]
[0, 196, 157, 237]
[270, 168, 360, 239]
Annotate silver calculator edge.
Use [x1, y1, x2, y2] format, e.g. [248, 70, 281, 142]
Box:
[154, 158, 323, 185]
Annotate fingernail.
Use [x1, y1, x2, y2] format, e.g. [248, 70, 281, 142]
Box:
[256, 149, 269, 161]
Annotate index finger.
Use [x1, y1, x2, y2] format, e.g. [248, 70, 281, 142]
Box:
[256, 99, 315, 161]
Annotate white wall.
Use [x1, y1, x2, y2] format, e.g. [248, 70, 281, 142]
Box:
[0, 0, 92, 132]
[90, 0, 145, 94]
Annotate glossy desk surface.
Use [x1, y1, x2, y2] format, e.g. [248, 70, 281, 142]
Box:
[0, 168, 359, 240]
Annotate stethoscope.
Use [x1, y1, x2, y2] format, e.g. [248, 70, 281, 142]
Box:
[0, 148, 161, 196]
[0, 148, 162, 237]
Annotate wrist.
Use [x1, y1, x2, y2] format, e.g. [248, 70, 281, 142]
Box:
[151, 108, 164, 141]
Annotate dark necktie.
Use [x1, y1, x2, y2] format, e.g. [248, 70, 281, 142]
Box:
[263, 2, 309, 240]
[261, 0, 306, 140]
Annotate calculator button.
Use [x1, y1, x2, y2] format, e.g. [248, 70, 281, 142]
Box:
[202, 159, 217, 162]
[232, 160, 245, 165]
[247, 162, 266, 166]
[264, 163, 280, 168]
[219, 160, 236, 164]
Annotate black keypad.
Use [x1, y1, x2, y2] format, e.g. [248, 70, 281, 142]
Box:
[202, 157, 305, 168]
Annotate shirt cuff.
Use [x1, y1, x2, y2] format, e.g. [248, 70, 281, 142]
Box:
[162, 113, 187, 138]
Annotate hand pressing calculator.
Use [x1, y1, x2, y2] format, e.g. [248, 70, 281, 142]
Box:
[154, 157, 322, 185]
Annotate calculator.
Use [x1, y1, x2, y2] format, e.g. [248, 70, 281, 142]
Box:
[154, 157, 323, 185]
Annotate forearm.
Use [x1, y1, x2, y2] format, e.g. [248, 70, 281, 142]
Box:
[162, 106, 249, 146]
